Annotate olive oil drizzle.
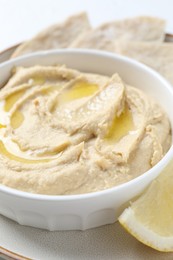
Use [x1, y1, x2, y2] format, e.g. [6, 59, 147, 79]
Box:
[0, 80, 99, 163]
[105, 105, 134, 143]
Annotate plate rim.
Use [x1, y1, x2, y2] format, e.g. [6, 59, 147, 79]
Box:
[165, 32, 173, 37]
[0, 43, 21, 56]
[0, 245, 31, 260]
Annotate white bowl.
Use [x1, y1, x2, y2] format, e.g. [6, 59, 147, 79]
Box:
[0, 49, 173, 231]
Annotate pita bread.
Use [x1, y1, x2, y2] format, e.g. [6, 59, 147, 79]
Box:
[113, 41, 173, 85]
[70, 16, 166, 50]
[11, 12, 91, 58]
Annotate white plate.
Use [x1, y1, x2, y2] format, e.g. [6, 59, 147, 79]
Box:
[1, 214, 173, 260]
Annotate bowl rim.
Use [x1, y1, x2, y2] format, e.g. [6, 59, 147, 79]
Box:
[0, 48, 173, 201]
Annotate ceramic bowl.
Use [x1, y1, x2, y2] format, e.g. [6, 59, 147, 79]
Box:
[0, 49, 173, 231]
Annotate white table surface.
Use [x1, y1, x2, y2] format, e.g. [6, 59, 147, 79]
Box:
[0, 0, 173, 52]
[0, 1, 173, 259]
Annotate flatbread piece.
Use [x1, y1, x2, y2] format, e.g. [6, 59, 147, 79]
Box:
[11, 12, 91, 58]
[70, 16, 166, 51]
[113, 41, 173, 85]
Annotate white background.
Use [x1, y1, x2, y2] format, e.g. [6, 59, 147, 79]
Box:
[0, 0, 173, 52]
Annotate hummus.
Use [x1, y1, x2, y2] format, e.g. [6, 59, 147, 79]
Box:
[0, 65, 171, 195]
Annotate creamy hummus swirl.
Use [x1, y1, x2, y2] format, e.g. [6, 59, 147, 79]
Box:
[0, 65, 171, 195]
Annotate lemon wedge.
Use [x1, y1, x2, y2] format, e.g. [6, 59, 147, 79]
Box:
[118, 159, 173, 252]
